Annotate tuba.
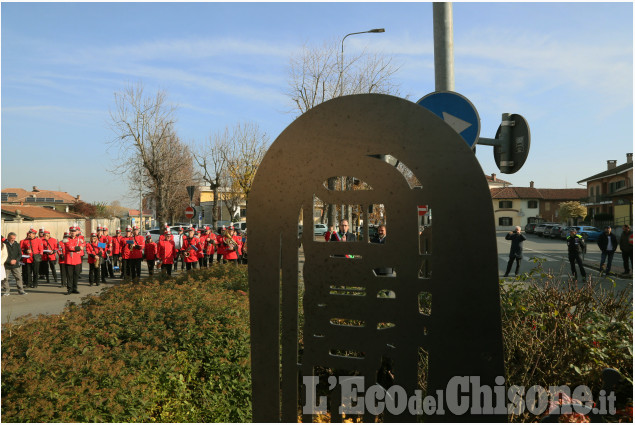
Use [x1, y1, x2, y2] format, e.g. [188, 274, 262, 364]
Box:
[223, 230, 238, 252]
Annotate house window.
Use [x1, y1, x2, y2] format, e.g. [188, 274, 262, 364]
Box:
[545, 202, 550, 211]
[527, 200, 538, 209]
[498, 200, 512, 209]
[499, 217, 513, 226]
[240, 208, 247, 218]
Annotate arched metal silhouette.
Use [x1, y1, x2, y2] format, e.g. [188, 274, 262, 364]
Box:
[248, 94, 505, 422]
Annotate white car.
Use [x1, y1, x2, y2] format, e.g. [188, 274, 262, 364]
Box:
[313, 224, 328, 236]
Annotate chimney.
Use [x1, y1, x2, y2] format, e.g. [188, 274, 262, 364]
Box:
[607, 160, 617, 170]
[491, 173, 497, 181]
[76, 195, 81, 201]
[32, 186, 40, 192]
[627, 153, 633, 163]
[530, 181, 534, 188]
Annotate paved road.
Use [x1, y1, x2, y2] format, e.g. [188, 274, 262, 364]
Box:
[496, 231, 632, 293]
[1, 261, 193, 325]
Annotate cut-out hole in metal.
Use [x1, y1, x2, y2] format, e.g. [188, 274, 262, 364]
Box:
[329, 349, 365, 359]
[418, 258, 431, 279]
[418, 292, 432, 316]
[330, 318, 365, 327]
[377, 289, 396, 298]
[329, 285, 366, 296]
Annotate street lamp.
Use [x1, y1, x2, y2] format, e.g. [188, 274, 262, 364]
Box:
[338, 28, 385, 223]
[339, 28, 385, 96]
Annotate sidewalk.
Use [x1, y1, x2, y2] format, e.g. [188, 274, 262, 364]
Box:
[1, 261, 190, 325]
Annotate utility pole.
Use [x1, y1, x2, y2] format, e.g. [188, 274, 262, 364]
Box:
[433, 2, 455, 92]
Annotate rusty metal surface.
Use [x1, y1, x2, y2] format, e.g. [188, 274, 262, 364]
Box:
[248, 94, 505, 422]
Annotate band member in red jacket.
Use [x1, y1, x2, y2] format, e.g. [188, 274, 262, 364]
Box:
[157, 228, 176, 276]
[100, 226, 115, 279]
[128, 226, 145, 281]
[62, 225, 84, 295]
[20, 228, 43, 288]
[85, 233, 105, 286]
[41, 230, 59, 283]
[216, 226, 227, 264]
[144, 234, 157, 276]
[182, 227, 201, 270]
[203, 227, 217, 267]
[120, 226, 134, 281]
[58, 231, 69, 288]
[112, 228, 123, 277]
[221, 226, 242, 264]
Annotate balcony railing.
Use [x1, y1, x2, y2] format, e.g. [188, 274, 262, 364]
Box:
[580, 194, 612, 205]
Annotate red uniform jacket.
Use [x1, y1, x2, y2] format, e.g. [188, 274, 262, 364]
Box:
[62, 236, 84, 266]
[204, 234, 217, 255]
[58, 241, 67, 264]
[182, 236, 201, 263]
[144, 241, 157, 261]
[85, 242, 104, 264]
[120, 236, 134, 260]
[129, 235, 145, 259]
[100, 235, 112, 255]
[112, 235, 123, 255]
[42, 237, 59, 261]
[20, 237, 43, 264]
[221, 235, 242, 261]
[157, 240, 176, 264]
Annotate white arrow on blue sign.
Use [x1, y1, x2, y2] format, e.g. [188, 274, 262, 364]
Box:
[417, 91, 481, 148]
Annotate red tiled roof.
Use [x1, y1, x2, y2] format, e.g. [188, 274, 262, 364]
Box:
[490, 187, 541, 199]
[1, 205, 85, 219]
[128, 209, 154, 216]
[2, 187, 78, 203]
[491, 187, 587, 201]
[537, 188, 587, 200]
[485, 174, 512, 185]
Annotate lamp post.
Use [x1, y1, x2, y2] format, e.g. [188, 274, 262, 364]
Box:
[339, 28, 385, 223]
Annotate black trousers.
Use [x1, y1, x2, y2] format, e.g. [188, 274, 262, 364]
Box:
[22, 262, 40, 288]
[568, 253, 586, 278]
[130, 258, 142, 280]
[121, 259, 130, 279]
[42, 260, 57, 282]
[505, 257, 520, 276]
[65, 264, 81, 292]
[100, 261, 108, 282]
[161, 263, 173, 276]
[59, 263, 67, 285]
[185, 261, 198, 271]
[89, 263, 100, 284]
[622, 250, 633, 273]
[146, 260, 155, 276]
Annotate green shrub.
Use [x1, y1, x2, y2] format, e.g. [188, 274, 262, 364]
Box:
[501, 259, 632, 421]
[1, 265, 251, 423]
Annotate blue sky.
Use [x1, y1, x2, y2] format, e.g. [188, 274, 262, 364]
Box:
[2, 2, 633, 205]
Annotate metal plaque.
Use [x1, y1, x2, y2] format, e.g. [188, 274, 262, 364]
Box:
[248, 94, 505, 422]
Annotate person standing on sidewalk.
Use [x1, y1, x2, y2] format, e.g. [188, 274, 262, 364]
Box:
[144, 234, 157, 276]
[62, 225, 84, 295]
[566, 227, 587, 280]
[597, 225, 618, 276]
[20, 228, 43, 288]
[2, 233, 27, 295]
[41, 230, 59, 283]
[619, 224, 633, 275]
[504, 226, 526, 277]
[58, 231, 69, 288]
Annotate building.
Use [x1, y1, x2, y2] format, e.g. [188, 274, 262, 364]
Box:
[198, 186, 246, 224]
[578, 153, 633, 227]
[125, 209, 155, 230]
[485, 173, 512, 189]
[1, 186, 80, 212]
[490, 182, 587, 230]
[1, 205, 86, 239]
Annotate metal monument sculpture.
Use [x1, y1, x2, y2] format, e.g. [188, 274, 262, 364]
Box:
[249, 94, 506, 422]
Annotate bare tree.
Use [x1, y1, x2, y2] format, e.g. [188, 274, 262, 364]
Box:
[192, 129, 230, 229]
[286, 40, 402, 227]
[108, 83, 191, 225]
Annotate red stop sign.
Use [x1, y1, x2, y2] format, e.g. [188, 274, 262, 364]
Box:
[185, 206, 195, 219]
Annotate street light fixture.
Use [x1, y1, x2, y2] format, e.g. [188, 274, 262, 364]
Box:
[340, 28, 386, 96]
[338, 28, 385, 224]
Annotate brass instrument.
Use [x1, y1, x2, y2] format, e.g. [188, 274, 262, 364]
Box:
[94, 252, 101, 268]
[223, 230, 238, 251]
[242, 238, 248, 258]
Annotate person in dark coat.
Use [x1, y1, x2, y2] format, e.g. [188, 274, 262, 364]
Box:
[566, 227, 587, 279]
[619, 224, 632, 275]
[370, 225, 393, 276]
[597, 225, 618, 275]
[504, 226, 526, 277]
[329, 219, 356, 242]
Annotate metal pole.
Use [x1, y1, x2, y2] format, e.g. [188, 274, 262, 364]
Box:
[139, 114, 144, 230]
[433, 2, 455, 92]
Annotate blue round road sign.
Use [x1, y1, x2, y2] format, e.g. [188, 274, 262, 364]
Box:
[417, 91, 481, 148]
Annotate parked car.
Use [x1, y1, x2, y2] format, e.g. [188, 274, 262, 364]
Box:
[147, 227, 181, 243]
[534, 223, 555, 236]
[542, 224, 558, 238]
[232, 222, 247, 232]
[566, 225, 603, 242]
[549, 225, 564, 238]
[524, 223, 538, 234]
[313, 223, 328, 236]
